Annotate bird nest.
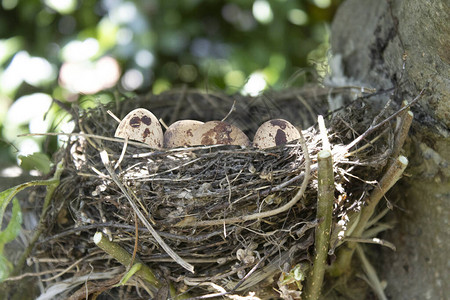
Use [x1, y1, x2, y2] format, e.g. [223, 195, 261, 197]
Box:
[32, 86, 408, 299]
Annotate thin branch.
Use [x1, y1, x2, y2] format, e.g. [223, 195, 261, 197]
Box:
[305, 150, 334, 300]
[330, 155, 408, 276]
[344, 88, 425, 151]
[41, 257, 85, 282]
[114, 137, 128, 170]
[93, 232, 160, 289]
[20, 132, 156, 149]
[345, 237, 396, 251]
[221, 100, 236, 122]
[3, 269, 67, 281]
[107, 110, 121, 123]
[356, 245, 388, 300]
[391, 109, 413, 159]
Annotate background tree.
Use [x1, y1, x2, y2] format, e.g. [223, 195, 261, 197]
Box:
[330, 0, 449, 299]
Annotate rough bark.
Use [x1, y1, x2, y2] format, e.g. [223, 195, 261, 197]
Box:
[330, 0, 449, 299]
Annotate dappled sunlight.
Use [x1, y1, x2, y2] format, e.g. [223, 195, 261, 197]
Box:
[121, 68, 144, 91]
[0, 0, 341, 161]
[61, 38, 99, 62]
[0, 51, 55, 96]
[243, 72, 267, 96]
[59, 56, 120, 94]
[252, 0, 273, 24]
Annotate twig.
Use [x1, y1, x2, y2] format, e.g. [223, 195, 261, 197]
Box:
[100, 150, 195, 273]
[344, 88, 425, 151]
[330, 155, 408, 276]
[93, 232, 160, 289]
[345, 127, 390, 158]
[362, 223, 394, 239]
[365, 208, 390, 229]
[176, 130, 311, 227]
[37, 222, 224, 245]
[391, 109, 413, 159]
[322, 87, 396, 121]
[230, 254, 268, 293]
[130, 211, 139, 268]
[3, 269, 67, 281]
[356, 245, 388, 300]
[355, 156, 408, 234]
[296, 95, 317, 124]
[183, 254, 269, 300]
[371, 99, 392, 128]
[107, 110, 121, 123]
[305, 150, 334, 300]
[344, 237, 396, 251]
[221, 100, 236, 122]
[20, 132, 156, 149]
[159, 118, 169, 130]
[114, 137, 128, 170]
[41, 257, 85, 282]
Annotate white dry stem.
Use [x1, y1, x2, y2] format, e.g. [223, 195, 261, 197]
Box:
[318, 115, 331, 152]
[114, 137, 128, 170]
[107, 110, 122, 123]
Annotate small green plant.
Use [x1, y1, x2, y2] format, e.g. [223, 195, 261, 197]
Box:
[0, 193, 22, 280]
[0, 160, 63, 282]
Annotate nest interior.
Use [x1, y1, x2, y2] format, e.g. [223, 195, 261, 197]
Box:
[37, 87, 396, 299]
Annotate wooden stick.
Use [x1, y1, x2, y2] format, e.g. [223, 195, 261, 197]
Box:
[391, 110, 413, 159]
[93, 232, 160, 288]
[305, 150, 335, 300]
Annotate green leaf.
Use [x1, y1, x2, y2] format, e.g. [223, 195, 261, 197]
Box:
[0, 253, 13, 282]
[18, 152, 52, 174]
[0, 198, 22, 247]
[115, 263, 142, 286]
[0, 187, 18, 229]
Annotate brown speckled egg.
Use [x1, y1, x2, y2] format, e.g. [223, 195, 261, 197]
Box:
[163, 120, 204, 148]
[114, 108, 163, 148]
[253, 119, 300, 149]
[192, 121, 250, 146]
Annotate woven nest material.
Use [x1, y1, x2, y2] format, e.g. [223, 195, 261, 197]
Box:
[38, 87, 396, 299]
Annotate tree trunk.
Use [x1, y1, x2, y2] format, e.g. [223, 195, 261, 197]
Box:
[330, 0, 449, 299]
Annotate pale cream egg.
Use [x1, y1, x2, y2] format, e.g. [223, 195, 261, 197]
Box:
[114, 108, 163, 148]
[192, 121, 250, 146]
[163, 120, 204, 148]
[253, 119, 300, 149]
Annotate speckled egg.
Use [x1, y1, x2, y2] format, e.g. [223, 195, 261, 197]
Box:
[192, 121, 250, 146]
[163, 120, 204, 148]
[253, 119, 300, 149]
[114, 108, 163, 148]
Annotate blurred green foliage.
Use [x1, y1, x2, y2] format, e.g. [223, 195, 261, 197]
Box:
[0, 0, 341, 165]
